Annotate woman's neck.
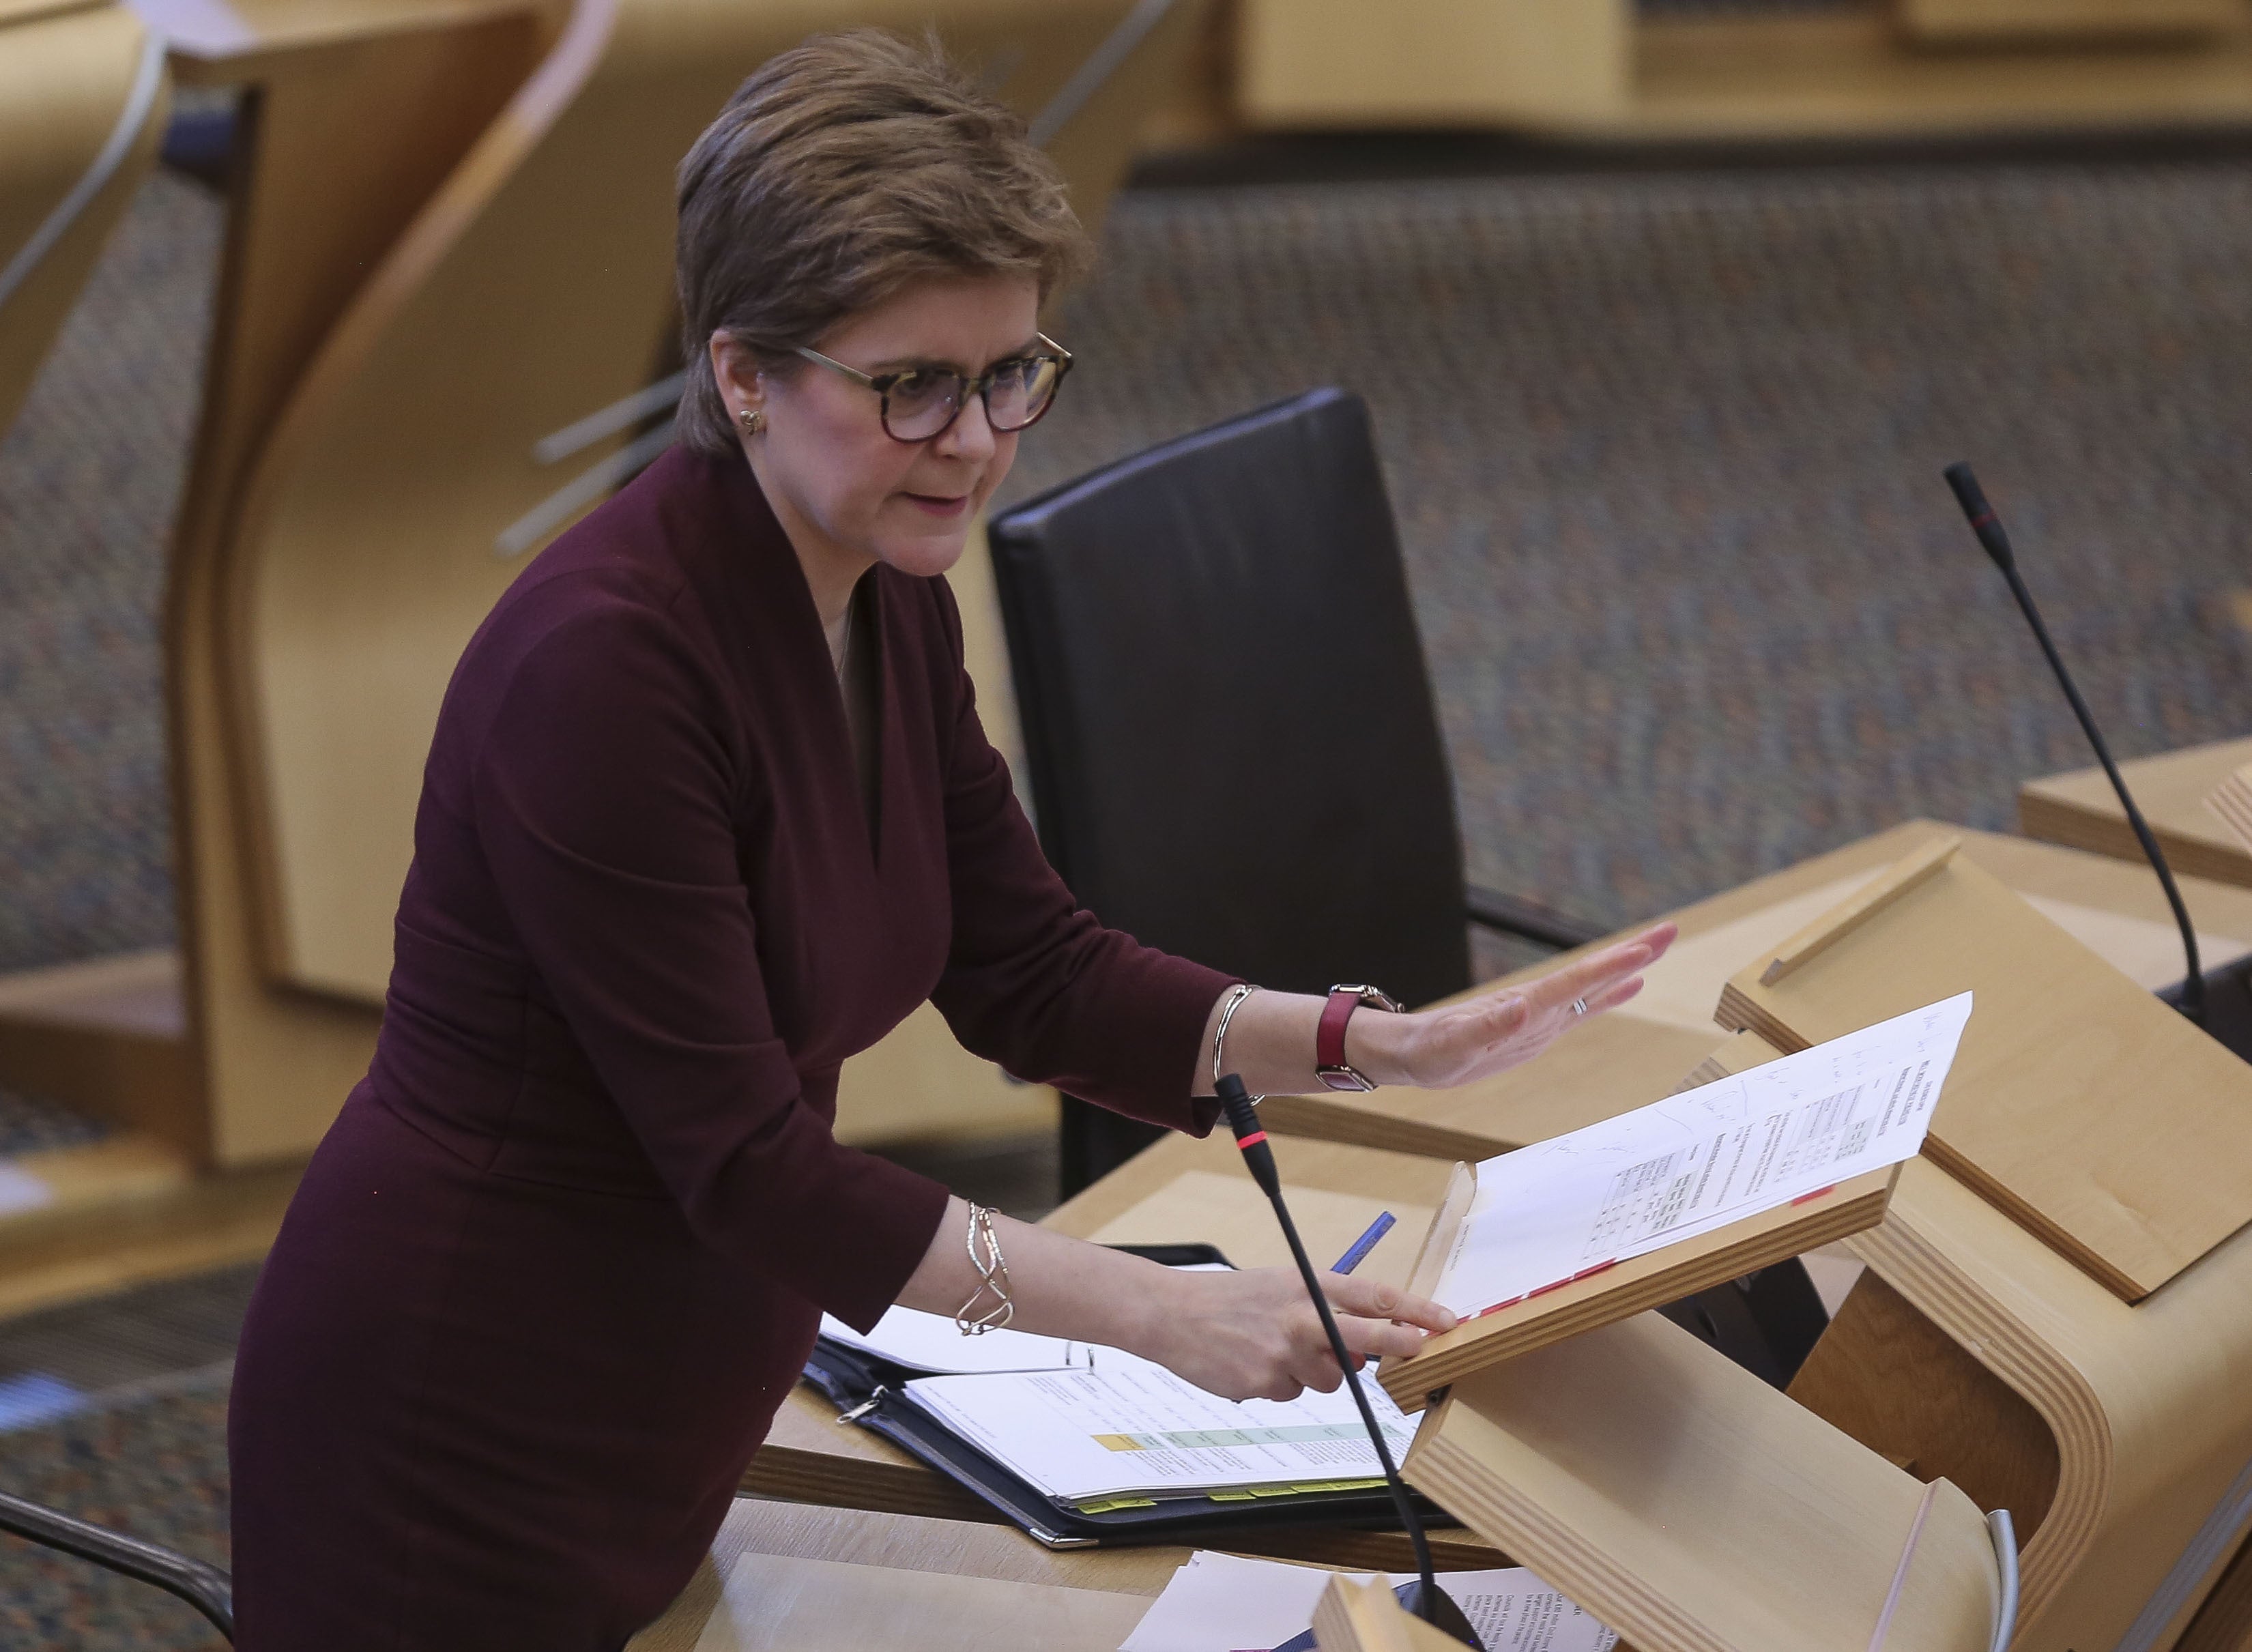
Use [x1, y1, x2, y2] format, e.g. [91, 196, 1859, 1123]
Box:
[749, 450, 876, 647]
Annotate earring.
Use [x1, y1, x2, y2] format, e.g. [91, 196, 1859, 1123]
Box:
[738, 407, 764, 435]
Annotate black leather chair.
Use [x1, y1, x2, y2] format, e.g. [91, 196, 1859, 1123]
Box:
[988, 388, 1829, 1388]
[989, 388, 1601, 1193]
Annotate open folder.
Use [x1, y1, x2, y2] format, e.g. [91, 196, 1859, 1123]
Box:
[805, 1260, 1451, 1549]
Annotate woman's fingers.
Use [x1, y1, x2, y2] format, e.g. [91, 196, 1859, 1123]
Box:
[1325, 1274, 1456, 1335]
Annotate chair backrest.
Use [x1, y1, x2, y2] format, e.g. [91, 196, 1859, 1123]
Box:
[989, 388, 1473, 1010]
[0, 0, 167, 436]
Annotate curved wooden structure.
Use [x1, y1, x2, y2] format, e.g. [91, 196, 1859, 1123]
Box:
[1265, 822, 2252, 1651]
[0, 0, 168, 437]
[0, 0, 1208, 1167]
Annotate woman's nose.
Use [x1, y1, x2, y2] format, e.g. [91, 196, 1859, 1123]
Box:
[935, 390, 997, 461]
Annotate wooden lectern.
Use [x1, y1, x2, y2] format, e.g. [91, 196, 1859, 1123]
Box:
[1309, 825, 2252, 1652]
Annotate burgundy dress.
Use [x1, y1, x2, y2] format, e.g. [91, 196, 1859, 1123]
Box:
[227, 444, 1232, 1650]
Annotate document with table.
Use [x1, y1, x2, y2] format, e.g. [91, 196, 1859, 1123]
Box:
[1430, 993, 1971, 1320]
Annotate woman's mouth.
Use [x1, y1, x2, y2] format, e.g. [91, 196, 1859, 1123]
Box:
[901, 491, 970, 518]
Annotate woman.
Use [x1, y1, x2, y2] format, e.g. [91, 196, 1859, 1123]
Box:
[228, 29, 1671, 1650]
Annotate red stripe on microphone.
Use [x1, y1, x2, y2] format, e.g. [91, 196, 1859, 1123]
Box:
[1235, 1130, 1268, 1150]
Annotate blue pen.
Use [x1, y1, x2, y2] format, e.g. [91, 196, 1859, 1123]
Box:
[1329, 1211, 1396, 1275]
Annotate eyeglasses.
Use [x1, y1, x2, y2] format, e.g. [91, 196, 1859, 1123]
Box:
[792, 334, 1073, 444]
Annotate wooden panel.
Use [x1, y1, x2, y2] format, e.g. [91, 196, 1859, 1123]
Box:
[1378, 1169, 1894, 1410]
[1718, 852, 2252, 1301]
[2019, 736, 2252, 890]
[1313, 1576, 1475, 1652]
[0, 1, 166, 435]
[1404, 1312, 1998, 1652]
[628, 1498, 1185, 1652]
[2212, 763, 2252, 860]
[1788, 1271, 2060, 1539]
[1899, 0, 2244, 44]
[1856, 1157, 2252, 1649]
[1267, 820, 2252, 1163]
[0, 951, 198, 1150]
[1238, 0, 1629, 129]
[1630, 12, 2252, 141]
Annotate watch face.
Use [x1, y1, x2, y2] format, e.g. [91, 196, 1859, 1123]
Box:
[1318, 1065, 1377, 1094]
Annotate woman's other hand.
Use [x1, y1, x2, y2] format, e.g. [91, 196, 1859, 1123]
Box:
[1353, 923, 1677, 1091]
[1134, 1265, 1456, 1404]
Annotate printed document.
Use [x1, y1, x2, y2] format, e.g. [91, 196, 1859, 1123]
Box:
[901, 1350, 1417, 1508]
[1120, 1551, 1616, 1652]
[819, 1305, 1094, 1376]
[1436, 994, 1973, 1318]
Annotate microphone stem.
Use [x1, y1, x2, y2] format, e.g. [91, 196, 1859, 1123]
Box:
[1252, 1178, 1442, 1609]
[1997, 562, 2204, 1022]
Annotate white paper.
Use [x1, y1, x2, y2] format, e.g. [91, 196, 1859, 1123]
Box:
[820, 1304, 1094, 1376]
[903, 1352, 1417, 1506]
[1437, 993, 1974, 1318]
[1118, 1551, 1617, 1652]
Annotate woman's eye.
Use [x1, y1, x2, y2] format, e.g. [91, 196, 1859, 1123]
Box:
[894, 371, 953, 402]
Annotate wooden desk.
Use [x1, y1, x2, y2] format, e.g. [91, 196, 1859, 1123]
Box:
[1265, 818, 2252, 1161]
[1262, 820, 2252, 1652]
[626, 1498, 1185, 1652]
[2020, 735, 2252, 890]
[745, 1127, 1511, 1575]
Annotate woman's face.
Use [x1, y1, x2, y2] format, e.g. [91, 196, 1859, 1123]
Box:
[712, 274, 1042, 600]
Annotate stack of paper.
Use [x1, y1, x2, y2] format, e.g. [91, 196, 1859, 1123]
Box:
[1119, 1551, 1616, 1652]
[902, 1350, 1417, 1513]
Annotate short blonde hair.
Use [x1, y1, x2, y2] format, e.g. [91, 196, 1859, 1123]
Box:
[674, 29, 1091, 454]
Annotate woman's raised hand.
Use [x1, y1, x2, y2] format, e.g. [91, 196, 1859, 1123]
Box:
[1361, 923, 1677, 1092]
[1136, 1264, 1456, 1404]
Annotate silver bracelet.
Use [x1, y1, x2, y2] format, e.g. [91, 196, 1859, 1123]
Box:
[955, 1202, 1013, 1335]
[1211, 983, 1265, 1107]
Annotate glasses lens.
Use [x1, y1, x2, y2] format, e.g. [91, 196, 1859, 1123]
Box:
[883, 370, 964, 441]
[985, 356, 1060, 432]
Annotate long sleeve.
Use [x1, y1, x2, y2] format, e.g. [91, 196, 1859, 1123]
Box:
[467, 595, 949, 1331]
[926, 584, 1237, 1131]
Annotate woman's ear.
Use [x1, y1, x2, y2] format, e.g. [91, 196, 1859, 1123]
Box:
[708, 332, 764, 417]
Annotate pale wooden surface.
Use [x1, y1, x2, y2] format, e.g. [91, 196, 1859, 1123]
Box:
[626, 1498, 1183, 1652]
[1899, 0, 2244, 41]
[0, 0, 167, 434]
[1405, 1312, 1998, 1652]
[1312, 1574, 1469, 1652]
[2211, 763, 2252, 861]
[1377, 1168, 1893, 1410]
[1230, 4, 2252, 141]
[1267, 820, 2252, 1162]
[2019, 735, 2252, 890]
[1718, 850, 2252, 1301]
[1237, 0, 1629, 129]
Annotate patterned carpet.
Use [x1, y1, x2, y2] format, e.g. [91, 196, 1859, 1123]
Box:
[3, 102, 2252, 1647]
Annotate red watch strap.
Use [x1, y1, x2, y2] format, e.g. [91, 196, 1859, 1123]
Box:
[1316, 987, 1361, 1075]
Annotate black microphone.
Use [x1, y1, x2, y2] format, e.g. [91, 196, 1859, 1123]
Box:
[1944, 462, 2205, 1027]
[1217, 1075, 1484, 1649]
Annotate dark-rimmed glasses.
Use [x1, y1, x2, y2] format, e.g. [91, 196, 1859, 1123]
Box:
[792, 334, 1073, 444]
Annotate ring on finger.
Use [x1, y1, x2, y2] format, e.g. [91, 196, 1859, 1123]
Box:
[1571, 997, 1588, 1017]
